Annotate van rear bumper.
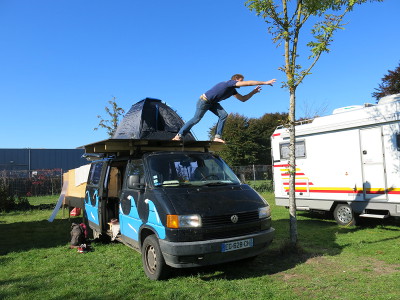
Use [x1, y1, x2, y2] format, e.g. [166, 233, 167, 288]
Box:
[159, 228, 275, 268]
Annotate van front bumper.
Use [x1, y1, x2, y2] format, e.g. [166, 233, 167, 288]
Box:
[158, 228, 275, 268]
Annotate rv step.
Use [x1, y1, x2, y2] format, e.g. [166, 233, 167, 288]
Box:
[359, 213, 389, 219]
[297, 206, 310, 211]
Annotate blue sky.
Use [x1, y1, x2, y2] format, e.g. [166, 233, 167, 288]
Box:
[1, 0, 399, 149]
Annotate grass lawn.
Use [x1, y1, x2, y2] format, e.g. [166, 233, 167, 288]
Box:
[1, 194, 399, 300]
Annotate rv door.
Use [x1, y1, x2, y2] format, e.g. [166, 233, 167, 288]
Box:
[360, 127, 387, 200]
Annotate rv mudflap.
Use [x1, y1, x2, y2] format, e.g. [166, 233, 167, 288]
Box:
[159, 228, 275, 268]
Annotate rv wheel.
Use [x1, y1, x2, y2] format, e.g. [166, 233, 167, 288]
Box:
[141, 235, 169, 280]
[333, 204, 356, 226]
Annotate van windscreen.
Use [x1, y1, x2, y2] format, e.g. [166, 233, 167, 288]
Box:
[146, 153, 240, 187]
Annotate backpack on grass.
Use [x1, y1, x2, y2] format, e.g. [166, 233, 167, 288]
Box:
[70, 223, 87, 247]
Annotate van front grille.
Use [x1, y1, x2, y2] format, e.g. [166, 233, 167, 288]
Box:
[202, 211, 259, 227]
[202, 225, 261, 240]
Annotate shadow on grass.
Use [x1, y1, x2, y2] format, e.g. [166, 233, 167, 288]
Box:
[0, 217, 81, 255]
[173, 248, 314, 281]
[169, 218, 351, 281]
[170, 214, 400, 280]
[298, 210, 400, 229]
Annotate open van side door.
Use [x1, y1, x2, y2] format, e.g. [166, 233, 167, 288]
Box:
[85, 161, 108, 235]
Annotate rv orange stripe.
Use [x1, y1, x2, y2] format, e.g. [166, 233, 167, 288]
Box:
[284, 188, 361, 194]
[388, 191, 400, 194]
[310, 189, 359, 194]
[283, 182, 314, 186]
[283, 187, 389, 194]
[281, 173, 305, 176]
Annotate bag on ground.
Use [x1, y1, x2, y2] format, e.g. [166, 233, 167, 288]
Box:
[70, 223, 86, 247]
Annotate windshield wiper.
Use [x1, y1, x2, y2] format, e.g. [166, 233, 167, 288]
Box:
[201, 181, 232, 186]
[160, 181, 195, 187]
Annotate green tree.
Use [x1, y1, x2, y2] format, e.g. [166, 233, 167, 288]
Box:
[209, 113, 258, 166]
[209, 112, 287, 166]
[246, 0, 382, 247]
[248, 112, 288, 165]
[372, 62, 400, 101]
[94, 97, 125, 138]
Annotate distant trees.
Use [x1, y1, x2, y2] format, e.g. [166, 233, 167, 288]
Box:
[372, 63, 400, 101]
[209, 112, 288, 166]
[94, 97, 125, 138]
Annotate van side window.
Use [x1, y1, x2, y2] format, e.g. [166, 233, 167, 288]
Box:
[88, 162, 103, 185]
[280, 141, 306, 160]
[126, 160, 145, 187]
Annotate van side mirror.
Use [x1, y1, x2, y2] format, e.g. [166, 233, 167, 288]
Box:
[128, 175, 145, 189]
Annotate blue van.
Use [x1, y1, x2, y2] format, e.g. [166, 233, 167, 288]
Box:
[82, 139, 275, 280]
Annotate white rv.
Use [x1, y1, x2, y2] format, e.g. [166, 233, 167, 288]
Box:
[271, 94, 400, 226]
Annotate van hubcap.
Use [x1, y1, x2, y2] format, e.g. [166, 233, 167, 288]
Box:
[146, 245, 157, 273]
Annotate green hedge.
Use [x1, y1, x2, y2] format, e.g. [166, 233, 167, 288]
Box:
[0, 180, 30, 212]
[247, 180, 274, 192]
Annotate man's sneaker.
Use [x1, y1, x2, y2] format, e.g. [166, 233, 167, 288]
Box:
[77, 244, 87, 253]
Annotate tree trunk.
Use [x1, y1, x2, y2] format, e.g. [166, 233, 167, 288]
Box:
[288, 89, 298, 246]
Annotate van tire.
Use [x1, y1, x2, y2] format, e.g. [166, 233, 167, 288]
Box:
[333, 204, 356, 226]
[141, 235, 169, 280]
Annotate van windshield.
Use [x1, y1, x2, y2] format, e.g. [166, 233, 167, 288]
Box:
[146, 152, 240, 187]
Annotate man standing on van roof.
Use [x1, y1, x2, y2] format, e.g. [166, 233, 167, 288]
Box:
[172, 74, 276, 143]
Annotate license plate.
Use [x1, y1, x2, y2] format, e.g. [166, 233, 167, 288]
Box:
[221, 238, 253, 252]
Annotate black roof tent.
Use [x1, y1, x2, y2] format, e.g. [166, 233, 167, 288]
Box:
[112, 98, 195, 141]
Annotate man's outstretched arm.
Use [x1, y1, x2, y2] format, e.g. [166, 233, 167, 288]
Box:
[235, 79, 276, 87]
[234, 79, 276, 102]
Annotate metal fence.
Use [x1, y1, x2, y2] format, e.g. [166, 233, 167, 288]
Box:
[231, 165, 272, 182]
[0, 165, 272, 197]
[0, 169, 63, 197]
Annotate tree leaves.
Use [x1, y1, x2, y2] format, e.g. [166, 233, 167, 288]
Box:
[94, 97, 125, 138]
[209, 112, 287, 166]
[246, 0, 383, 89]
[372, 63, 400, 101]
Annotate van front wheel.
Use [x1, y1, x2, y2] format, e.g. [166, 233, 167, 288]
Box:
[333, 204, 356, 226]
[141, 235, 169, 280]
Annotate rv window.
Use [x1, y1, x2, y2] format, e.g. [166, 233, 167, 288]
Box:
[397, 134, 400, 151]
[280, 141, 306, 160]
[88, 162, 104, 185]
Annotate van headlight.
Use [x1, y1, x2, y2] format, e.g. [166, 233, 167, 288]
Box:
[258, 206, 271, 219]
[167, 214, 202, 228]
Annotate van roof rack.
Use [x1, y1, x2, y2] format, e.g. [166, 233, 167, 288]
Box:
[83, 139, 225, 156]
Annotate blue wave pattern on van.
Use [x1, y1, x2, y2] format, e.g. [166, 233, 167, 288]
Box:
[85, 189, 99, 225]
[119, 195, 166, 241]
[119, 195, 141, 240]
[144, 199, 166, 239]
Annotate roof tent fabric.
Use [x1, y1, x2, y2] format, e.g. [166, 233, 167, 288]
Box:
[112, 98, 195, 141]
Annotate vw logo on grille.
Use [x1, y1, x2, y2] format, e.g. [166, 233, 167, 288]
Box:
[231, 215, 239, 223]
